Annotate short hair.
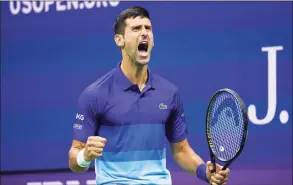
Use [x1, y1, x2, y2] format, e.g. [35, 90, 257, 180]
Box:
[114, 6, 150, 35]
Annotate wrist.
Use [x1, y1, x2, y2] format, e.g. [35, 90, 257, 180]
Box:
[77, 148, 91, 168]
[196, 163, 209, 183]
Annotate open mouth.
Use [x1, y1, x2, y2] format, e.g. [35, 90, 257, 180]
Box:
[138, 41, 148, 53]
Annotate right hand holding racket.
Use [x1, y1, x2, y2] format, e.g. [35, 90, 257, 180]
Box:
[84, 136, 107, 161]
[206, 161, 230, 185]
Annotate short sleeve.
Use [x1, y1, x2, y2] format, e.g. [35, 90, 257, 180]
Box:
[72, 89, 100, 143]
[165, 89, 188, 143]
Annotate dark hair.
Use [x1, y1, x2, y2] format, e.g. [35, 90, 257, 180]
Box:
[114, 6, 150, 35]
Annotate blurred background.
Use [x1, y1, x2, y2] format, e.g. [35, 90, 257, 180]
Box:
[1, 1, 292, 185]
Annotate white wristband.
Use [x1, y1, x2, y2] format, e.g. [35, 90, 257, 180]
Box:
[77, 148, 91, 168]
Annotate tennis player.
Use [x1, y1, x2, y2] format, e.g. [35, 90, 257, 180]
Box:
[69, 6, 230, 185]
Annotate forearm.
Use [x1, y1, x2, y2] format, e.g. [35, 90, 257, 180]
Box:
[68, 147, 90, 173]
[173, 146, 205, 175]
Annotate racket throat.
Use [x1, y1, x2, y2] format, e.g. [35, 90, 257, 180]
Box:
[222, 160, 232, 170]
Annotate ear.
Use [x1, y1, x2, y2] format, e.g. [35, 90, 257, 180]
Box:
[114, 34, 124, 47]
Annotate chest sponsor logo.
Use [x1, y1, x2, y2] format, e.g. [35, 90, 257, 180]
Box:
[159, 103, 168, 110]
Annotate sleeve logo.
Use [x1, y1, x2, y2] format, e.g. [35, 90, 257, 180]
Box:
[76, 113, 84, 121]
[73, 123, 83, 130]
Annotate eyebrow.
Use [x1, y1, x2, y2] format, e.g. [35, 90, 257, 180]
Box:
[130, 24, 152, 29]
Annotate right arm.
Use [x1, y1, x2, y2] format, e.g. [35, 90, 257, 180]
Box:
[69, 89, 106, 173]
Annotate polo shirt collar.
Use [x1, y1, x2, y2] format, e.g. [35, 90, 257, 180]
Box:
[114, 62, 155, 91]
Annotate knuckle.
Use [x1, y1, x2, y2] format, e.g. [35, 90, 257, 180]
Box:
[90, 150, 95, 155]
[97, 148, 103, 152]
[87, 141, 93, 146]
[96, 141, 101, 146]
[94, 141, 101, 147]
[90, 136, 98, 141]
[216, 174, 223, 179]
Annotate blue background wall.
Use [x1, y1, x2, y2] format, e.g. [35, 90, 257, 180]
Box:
[1, 1, 292, 184]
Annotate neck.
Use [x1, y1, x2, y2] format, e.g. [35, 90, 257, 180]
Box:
[120, 56, 148, 89]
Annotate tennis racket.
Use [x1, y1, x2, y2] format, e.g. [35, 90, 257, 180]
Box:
[206, 88, 248, 173]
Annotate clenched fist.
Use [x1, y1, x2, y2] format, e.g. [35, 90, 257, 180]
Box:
[84, 136, 107, 162]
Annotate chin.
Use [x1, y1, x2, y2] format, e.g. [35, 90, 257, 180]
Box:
[136, 58, 150, 65]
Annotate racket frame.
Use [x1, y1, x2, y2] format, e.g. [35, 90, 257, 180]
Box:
[206, 88, 248, 171]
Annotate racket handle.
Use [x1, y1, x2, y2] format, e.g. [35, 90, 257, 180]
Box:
[210, 155, 216, 173]
[211, 162, 216, 173]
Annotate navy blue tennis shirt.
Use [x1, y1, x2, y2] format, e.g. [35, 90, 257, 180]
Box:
[73, 63, 188, 185]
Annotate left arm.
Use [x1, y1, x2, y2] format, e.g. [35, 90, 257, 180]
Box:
[165, 89, 208, 182]
[166, 89, 204, 174]
[170, 138, 204, 174]
[166, 89, 229, 184]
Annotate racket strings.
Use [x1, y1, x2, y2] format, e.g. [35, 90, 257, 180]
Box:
[209, 92, 245, 161]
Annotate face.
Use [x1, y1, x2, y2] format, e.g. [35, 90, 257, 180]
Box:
[116, 16, 154, 65]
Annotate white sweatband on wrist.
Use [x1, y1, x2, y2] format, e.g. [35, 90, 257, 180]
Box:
[77, 148, 91, 168]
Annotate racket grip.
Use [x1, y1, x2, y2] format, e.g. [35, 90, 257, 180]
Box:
[211, 162, 216, 173]
[210, 155, 216, 173]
